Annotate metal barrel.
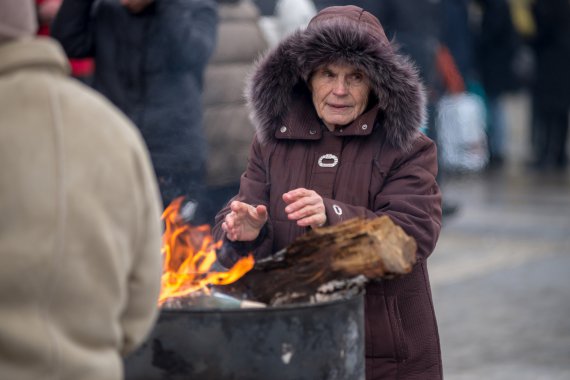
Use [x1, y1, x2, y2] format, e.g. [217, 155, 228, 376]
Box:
[124, 293, 365, 380]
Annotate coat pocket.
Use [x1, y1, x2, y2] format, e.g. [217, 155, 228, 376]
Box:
[365, 293, 408, 362]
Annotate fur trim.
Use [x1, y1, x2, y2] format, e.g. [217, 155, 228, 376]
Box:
[246, 6, 426, 151]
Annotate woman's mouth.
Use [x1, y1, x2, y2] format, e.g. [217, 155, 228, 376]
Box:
[327, 103, 351, 109]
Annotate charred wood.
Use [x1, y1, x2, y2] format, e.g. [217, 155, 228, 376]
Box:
[233, 216, 417, 305]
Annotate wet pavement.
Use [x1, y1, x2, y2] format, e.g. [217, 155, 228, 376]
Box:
[429, 95, 570, 379]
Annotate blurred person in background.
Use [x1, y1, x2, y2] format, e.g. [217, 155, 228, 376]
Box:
[0, 0, 163, 379]
[508, 0, 540, 157]
[51, 0, 218, 222]
[472, 0, 525, 169]
[213, 5, 443, 379]
[441, 0, 473, 84]
[35, 0, 95, 84]
[530, 0, 570, 170]
[201, 0, 268, 225]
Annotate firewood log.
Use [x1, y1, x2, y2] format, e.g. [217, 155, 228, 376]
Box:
[230, 216, 417, 305]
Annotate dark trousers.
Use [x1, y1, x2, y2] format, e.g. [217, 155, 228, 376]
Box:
[533, 107, 569, 168]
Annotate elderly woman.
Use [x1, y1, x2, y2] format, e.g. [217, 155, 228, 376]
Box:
[213, 5, 443, 379]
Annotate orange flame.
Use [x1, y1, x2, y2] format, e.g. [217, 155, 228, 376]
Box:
[158, 197, 254, 305]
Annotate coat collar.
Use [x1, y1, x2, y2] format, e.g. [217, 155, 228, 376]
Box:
[0, 37, 70, 76]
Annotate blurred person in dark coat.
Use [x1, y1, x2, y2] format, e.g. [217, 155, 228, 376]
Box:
[0, 1, 163, 379]
[213, 5, 443, 379]
[472, 0, 524, 168]
[530, 0, 570, 170]
[441, 0, 473, 83]
[51, 0, 218, 218]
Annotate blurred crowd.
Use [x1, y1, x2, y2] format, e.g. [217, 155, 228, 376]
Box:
[39, 0, 570, 222]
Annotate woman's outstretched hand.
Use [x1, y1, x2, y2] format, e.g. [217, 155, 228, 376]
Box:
[283, 188, 327, 229]
[222, 201, 268, 242]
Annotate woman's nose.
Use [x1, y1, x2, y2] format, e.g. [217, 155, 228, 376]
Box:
[332, 77, 349, 95]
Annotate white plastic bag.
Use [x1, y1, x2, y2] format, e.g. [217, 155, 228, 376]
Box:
[436, 92, 489, 172]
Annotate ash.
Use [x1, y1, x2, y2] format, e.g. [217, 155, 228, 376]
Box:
[270, 275, 368, 306]
[312, 275, 368, 303]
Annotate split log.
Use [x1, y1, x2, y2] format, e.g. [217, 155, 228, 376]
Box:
[229, 216, 417, 305]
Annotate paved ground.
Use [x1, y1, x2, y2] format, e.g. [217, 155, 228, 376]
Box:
[429, 93, 570, 379]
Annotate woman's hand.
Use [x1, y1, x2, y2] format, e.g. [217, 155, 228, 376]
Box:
[283, 188, 327, 228]
[222, 201, 268, 242]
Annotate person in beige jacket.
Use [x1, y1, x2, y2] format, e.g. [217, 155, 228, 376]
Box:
[0, 1, 164, 379]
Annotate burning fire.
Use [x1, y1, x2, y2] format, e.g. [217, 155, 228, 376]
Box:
[158, 197, 254, 305]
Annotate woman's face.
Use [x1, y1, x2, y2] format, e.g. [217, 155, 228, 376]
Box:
[309, 63, 371, 131]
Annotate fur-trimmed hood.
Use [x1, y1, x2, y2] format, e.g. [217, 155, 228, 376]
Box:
[246, 5, 426, 150]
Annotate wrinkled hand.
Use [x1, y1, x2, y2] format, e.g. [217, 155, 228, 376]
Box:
[222, 201, 268, 242]
[283, 188, 326, 228]
[121, 0, 154, 13]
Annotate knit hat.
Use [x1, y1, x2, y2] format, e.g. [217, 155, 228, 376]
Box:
[0, 0, 38, 42]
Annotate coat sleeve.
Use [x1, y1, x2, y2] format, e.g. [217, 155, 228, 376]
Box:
[322, 134, 442, 262]
[51, 0, 96, 58]
[212, 135, 275, 268]
[120, 139, 163, 356]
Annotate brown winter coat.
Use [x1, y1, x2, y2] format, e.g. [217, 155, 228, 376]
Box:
[213, 5, 443, 379]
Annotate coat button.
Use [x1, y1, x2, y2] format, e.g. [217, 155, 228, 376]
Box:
[362, 124, 368, 130]
[338, 128, 344, 133]
[309, 129, 317, 135]
[318, 154, 339, 168]
[333, 205, 343, 216]
[280, 126, 287, 133]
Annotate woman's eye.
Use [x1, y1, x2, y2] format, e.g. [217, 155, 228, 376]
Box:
[350, 74, 363, 82]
